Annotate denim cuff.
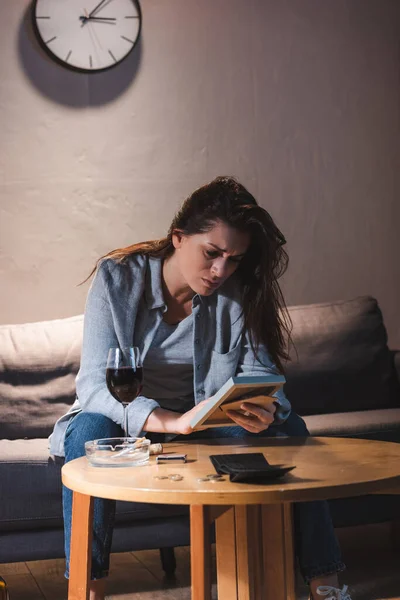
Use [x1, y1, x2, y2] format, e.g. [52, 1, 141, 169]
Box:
[302, 561, 346, 585]
[64, 568, 109, 581]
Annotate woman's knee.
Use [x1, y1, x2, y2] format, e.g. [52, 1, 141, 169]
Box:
[64, 412, 122, 460]
[278, 411, 310, 437]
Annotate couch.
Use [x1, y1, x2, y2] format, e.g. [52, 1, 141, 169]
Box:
[0, 295, 399, 570]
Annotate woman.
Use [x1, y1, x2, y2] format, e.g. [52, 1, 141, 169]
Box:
[50, 176, 351, 600]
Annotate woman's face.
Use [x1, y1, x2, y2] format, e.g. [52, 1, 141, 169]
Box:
[172, 220, 250, 296]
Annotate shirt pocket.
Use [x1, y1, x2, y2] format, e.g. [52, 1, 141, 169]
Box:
[209, 340, 241, 393]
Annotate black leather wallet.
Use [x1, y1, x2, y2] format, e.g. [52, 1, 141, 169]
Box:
[209, 452, 295, 483]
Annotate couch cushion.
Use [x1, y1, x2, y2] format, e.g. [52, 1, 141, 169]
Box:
[285, 297, 400, 415]
[304, 408, 400, 442]
[0, 315, 84, 439]
[1, 296, 398, 437]
[0, 439, 188, 532]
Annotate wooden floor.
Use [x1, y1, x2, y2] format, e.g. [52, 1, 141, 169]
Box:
[2, 523, 400, 599]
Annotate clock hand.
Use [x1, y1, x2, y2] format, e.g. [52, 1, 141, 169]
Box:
[80, 16, 116, 21]
[83, 9, 104, 51]
[88, 0, 110, 19]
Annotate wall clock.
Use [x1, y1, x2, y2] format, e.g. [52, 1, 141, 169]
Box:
[32, 0, 142, 73]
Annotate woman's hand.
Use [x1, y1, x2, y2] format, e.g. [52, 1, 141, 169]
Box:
[225, 401, 276, 433]
[175, 400, 211, 435]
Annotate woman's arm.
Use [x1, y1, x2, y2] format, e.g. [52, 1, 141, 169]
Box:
[143, 401, 210, 435]
[234, 329, 291, 424]
[143, 407, 180, 434]
[75, 260, 160, 436]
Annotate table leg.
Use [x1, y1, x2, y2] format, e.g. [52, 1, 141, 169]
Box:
[234, 505, 263, 600]
[215, 506, 263, 600]
[215, 507, 238, 600]
[214, 504, 295, 600]
[190, 505, 212, 600]
[68, 491, 94, 600]
[261, 503, 295, 600]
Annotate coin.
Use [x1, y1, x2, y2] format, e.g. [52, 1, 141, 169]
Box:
[197, 477, 210, 482]
[206, 474, 224, 480]
[169, 475, 184, 481]
[153, 475, 168, 480]
[210, 478, 225, 482]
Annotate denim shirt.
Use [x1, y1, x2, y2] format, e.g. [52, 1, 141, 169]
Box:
[49, 255, 291, 456]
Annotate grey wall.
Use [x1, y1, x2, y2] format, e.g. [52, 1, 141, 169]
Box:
[1, 0, 399, 346]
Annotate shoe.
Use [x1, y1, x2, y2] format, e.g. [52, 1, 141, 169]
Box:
[310, 585, 352, 600]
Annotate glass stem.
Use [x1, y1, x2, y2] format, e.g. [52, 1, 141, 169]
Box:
[123, 403, 129, 437]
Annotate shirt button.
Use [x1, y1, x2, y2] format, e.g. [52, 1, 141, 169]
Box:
[195, 338, 200, 344]
[196, 364, 201, 370]
[198, 389, 205, 395]
[196, 315, 200, 320]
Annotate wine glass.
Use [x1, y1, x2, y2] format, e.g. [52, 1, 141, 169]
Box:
[106, 347, 143, 438]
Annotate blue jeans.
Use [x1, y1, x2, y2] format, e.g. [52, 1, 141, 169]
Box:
[63, 411, 345, 583]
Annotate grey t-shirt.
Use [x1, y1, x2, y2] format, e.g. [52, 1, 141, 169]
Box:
[142, 314, 195, 414]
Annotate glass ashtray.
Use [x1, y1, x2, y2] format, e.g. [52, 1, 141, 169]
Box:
[85, 437, 150, 467]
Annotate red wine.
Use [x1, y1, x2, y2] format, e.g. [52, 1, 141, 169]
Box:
[106, 367, 143, 404]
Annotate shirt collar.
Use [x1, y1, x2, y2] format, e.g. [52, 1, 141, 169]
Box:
[145, 257, 167, 311]
[144, 255, 204, 311]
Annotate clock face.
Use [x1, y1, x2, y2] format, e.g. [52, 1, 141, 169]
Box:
[33, 0, 141, 72]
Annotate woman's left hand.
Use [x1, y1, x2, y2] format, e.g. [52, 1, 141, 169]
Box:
[226, 401, 276, 433]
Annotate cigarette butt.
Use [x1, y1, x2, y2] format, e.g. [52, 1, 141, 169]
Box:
[133, 436, 146, 448]
[149, 443, 163, 455]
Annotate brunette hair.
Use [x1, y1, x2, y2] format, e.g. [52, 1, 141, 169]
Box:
[87, 176, 292, 371]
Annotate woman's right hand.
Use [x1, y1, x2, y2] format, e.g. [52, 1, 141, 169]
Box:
[174, 400, 210, 435]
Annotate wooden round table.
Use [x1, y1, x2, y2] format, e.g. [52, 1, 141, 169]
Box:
[62, 436, 400, 600]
